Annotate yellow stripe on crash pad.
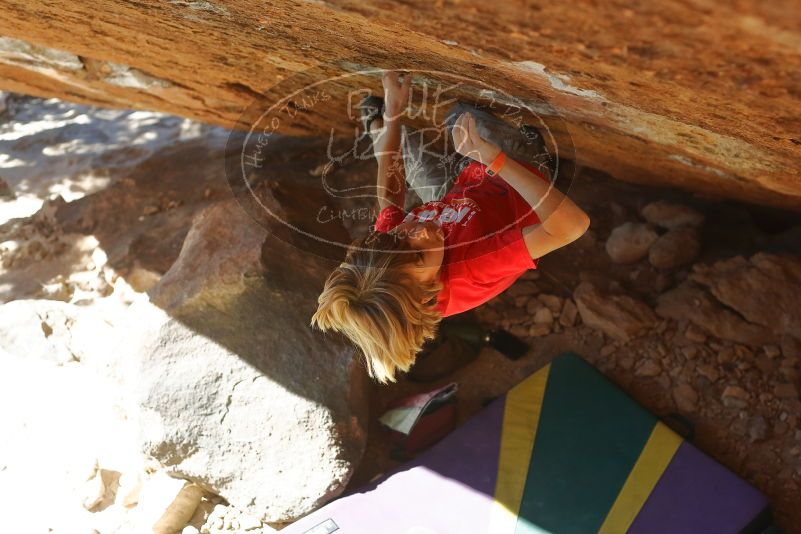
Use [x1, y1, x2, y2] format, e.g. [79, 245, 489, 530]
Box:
[599, 422, 683, 534]
[489, 364, 551, 534]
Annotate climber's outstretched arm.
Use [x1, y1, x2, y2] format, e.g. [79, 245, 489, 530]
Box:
[374, 71, 411, 211]
[374, 116, 406, 210]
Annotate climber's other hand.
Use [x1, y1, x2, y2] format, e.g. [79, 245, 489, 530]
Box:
[452, 111, 501, 165]
[382, 70, 412, 122]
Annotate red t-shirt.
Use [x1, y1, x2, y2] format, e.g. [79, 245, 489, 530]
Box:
[374, 159, 549, 317]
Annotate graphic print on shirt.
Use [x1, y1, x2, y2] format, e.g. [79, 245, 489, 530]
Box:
[401, 198, 481, 228]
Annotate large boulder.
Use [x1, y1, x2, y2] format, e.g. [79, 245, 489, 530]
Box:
[132, 199, 369, 524]
[573, 282, 658, 342]
[0, 2, 800, 211]
[655, 282, 775, 347]
[689, 253, 801, 341]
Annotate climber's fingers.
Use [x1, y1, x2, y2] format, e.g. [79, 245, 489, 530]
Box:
[382, 70, 411, 93]
[453, 112, 469, 154]
[466, 112, 481, 146]
[402, 73, 412, 91]
[455, 112, 482, 159]
[381, 70, 412, 120]
[382, 70, 399, 90]
[396, 72, 412, 102]
[451, 113, 461, 148]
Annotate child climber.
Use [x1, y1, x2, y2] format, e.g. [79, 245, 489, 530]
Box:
[312, 71, 590, 383]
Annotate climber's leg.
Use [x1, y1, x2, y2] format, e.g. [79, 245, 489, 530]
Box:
[360, 95, 389, 156]
[399, 125, 454, 204]
[361, 95, 450, 205]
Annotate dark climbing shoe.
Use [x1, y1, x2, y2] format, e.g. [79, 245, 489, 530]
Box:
[358, 95, 385, 134]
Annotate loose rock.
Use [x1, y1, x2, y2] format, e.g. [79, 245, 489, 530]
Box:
[690, 253, 801, 341]
[721, 386, 750, 409]
[0, 175, 15, 199]
[81, 469, 106, 511]
[135, 473, 205, 534]
[573, 282, 658, 342]
[656, 282, 775, 346]
[238, 512, 263, 531]
[605, 222, 659, 263]
[684, 323, 708, 343]
[748, 415, 768, 442]
[780, 365, 800, 382]
[526, 298, 543, 315]
[506, 281, 539, 298]
[774, 383, 799, 400]
[717, 346, 736, 365]
[559, 299, 578, 327]
[673, 383, 698, 412]
[117, 471, 144, 508]
[640, 200, 705, 229]
[529, 323, 551, 337]
[600, 344, 617, 357]
[755, 354, 776, 374]
[697, 364, 720, 382]
[533, 307, 554, 325]
[537, 294, 563, 313]
[648, 226, 701, 269]
[682, 345, 700, 359]
[781, 335, 801, 360]
[635, 359, 662, 377]
[0, 300, 116, 366]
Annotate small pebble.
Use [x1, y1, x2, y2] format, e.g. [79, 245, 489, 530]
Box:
[696, 364, 719, 383]
[528, 323, 550, 337]
[635, 359, 662, 377]
[673, 383, 698, 412]
[559, 299, 578, 327]
[774, 383, 799, 400]
[238, 513, 263, 531]
[748, 415, 768, 442]
[721, 385, 749, 409]
[526, 298, 543, 315]
[717, 346, 736, 365]
[506, 281, 539, 298]
[681, 345, 699, 359]
[684, 324, 707, 343]
[537, 294, 562, 313]
[533, 307, 554, 325]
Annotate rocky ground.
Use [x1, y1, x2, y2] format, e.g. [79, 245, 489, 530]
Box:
[2, 92, 800, 533]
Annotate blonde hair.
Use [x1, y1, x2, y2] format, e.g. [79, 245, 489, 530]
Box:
[311, 231, 443, 383]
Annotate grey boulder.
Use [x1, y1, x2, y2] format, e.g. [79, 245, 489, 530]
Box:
[131, 199, 368, 524]
[605, 222, 659, 264]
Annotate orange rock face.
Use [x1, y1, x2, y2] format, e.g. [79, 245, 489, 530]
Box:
[0, 0, 799, 210]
